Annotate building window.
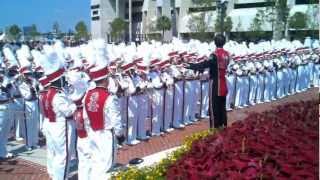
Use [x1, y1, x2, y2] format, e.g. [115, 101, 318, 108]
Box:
[91, 4, 100, 9]
[92, 10, 99, 15]
[234, 2, 274, 9]
[92, 16, 100, 21]
[295, 0, 318, 4]
[125, 1, 144, 8]
[189, 6, 216, 12]
[157, 7, 162, 16]
[133, 12, 143, 22]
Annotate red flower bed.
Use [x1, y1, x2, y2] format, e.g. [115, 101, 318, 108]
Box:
[166, 101, 319, 180]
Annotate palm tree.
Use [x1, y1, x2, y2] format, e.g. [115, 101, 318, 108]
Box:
[156, 16, 172, 42]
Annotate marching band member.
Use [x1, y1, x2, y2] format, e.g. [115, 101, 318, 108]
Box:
[83, 39, 124, 179]
[65, 70, 91, 180]
[248, 55, 258, 105]
[148, 55, 164, 136]
[3, 47, 25, 142]
[0, 67, 14, 160]
[186, 35, 229, 128]
[41, 44, 76, 180]
[255, 55, 265, 104]
[16, 45, 40, 150]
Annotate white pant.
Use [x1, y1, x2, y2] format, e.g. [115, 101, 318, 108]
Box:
[296, 65, 304, 92]
[289, 68, 297, 94]
[77, 137, 92, 180]
[23, 100, 39, 148]
[242, 76, 249, 106]
[264, 72, 272, 102]
[173, 81, 184, 128]
[234, 76, 243, 107]
[193, 80, 201, 120]
[184, 81, 195, 124]
[270, 71, 277, 100]
[119, 96, 128, 141]
[137, 93, 149, 139]
[256, 73, 264, 103]
[282, 68, 290, 96]
[88, 129, 115, 179]
[200, 81, 209, 117]
[313, 64, 320, 87]
[127, 95, 138, 144]
[0, 103, 11, 157]
[10, 98, 24, 139]
[163, 87, 174, 131]
[307, 62, 314, 87]
[226, 75, 235, 109]
[46, 120, 75, 180]
[249, 75, 258, 105]
[276, 70, 284, 98]
[151, 89, 164, 135]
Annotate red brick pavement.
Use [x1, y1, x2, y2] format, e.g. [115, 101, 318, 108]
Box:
[0, 88, 318, 180]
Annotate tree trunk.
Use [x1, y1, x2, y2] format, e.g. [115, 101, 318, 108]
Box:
[272, 2, 283, 40]
[162, 29, 165, 43]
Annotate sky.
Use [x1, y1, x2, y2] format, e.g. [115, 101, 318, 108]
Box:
[0, 0, 90, 33]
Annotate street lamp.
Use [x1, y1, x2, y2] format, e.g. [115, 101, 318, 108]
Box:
[216, 0, 228, 34]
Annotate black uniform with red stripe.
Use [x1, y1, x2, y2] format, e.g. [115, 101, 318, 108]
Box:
[187, 48, 230, 128]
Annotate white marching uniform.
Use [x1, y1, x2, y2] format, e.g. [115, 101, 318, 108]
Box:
[135, 75, 150, 139]
[248, 62, 258, 105]
[200, 70, 210, 117]
[270, 64, 277, 100]
[148, 71, 164, 136]
[255, 62, 264, 104]
[7, 79, 24, 140]
[289, 59, 298, 94]
[313, 54, 320, 87]
[234, 67, 243, 108]
[275, 58, 285, 98]
[264, 61, 273, 102]
[161, 71, 174, 131]
[184, 69, 196, 124]
[125, 75, 140, 145]
[282, 59, 290, 96]
[83, 92, 122, 180]
[0, 82, 11, 158]
[170, 65, 184, 128]
[47, 89, 76, 180]
[18, 80, 39, 148]
[296, 55, 304, 92]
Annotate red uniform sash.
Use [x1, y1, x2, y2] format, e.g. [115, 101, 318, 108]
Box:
[84, 87, 109, 131]
[39, 90, 48, 118]
[215, 48, 229, 96]
[45, 87, 59, 122]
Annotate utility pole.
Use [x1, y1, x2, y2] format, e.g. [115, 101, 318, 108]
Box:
[217, 0, 228, 34]
[129, 0, 132, 42]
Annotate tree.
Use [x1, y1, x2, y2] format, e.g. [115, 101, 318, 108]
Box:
[215, 15, 233, 33]
[191, 0, 213, 6]
[187, 13, 210, 41]
[289, 12, 307, 30]
[8, 24, 21, 41]
[75, 21, 89, 41]
[28, 24, 40, 40]
[265, 0, 290, 40]
[248, 10, 266, 41]
[156, 16, 171, 42]
[289, 12, 308, 39]
[215, 16, 233, 40]
[306, 4, 319, 38]
[110, 18, 127, 42]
